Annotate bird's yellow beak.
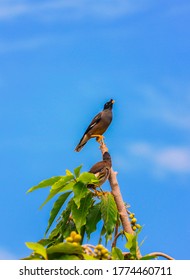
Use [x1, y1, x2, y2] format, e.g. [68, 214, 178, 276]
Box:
[112, 99, 115, 104]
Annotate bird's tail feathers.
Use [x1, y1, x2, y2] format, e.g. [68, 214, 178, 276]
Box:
[75, 134, 89, 152]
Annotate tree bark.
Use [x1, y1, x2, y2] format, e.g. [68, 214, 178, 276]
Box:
[99, 141, 174, 260]
[148, 252, 174, 260]
[99, 141, 142, 258]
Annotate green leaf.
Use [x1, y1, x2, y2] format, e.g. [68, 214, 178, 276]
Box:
[25, 242, 48, 260]
[62, 221, 76, 239]
[74, 165, 83, 178]
[21, 254, 43, 260]
[27, 176, 62, 193]
[86, 203, 101, 239]
[72, 192, 93, 233]
[99, 225, 106, 244]
[45, 192, 72, 234]
[66, 169, 73, 176]
[48, 221, 63, 241]
[38, 238, 55, 248]
[125, 232, 137, 256]
[112, 247, 124, 260]
[58, 181, 75, 193]
[47, 242, 83, 255]
[73, 182, 89, 208]
[100, 192, 118, 239]
[59, 200, 73, 230]
[40, 180, 74, 209]
[78, 172, 99, 184]
[140, 255, 157, 260]
[39, 186, 63, 209]
[48, 200, 73, 240]
[57, 255, 81, 260]
[125, 232, 134, 249]
[51, 175, 74, 189]
[83, 254, 97, 260]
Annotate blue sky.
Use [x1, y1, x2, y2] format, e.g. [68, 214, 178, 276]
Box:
[0, 0, 190, 260]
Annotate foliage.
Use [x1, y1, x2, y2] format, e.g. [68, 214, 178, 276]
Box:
[24, 166, 156, 260]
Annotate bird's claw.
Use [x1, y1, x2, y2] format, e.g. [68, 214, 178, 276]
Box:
[92, 134, 105, 143]
[90, 188, 104, 196]
[95, 190, 104, 196]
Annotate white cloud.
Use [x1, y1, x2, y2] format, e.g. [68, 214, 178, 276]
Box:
[0, 0, 152, 21]
[0, 3, 28, 20]
[0, 248, 17, 260]
[0, 0, 153, 52]
[156, 147, 190, 172]
[128, 142, 190, 174]
[137, 83, 190, 130]
[0, 0, 153, 53]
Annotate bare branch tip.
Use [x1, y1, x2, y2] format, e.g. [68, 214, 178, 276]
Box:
[148, 252, 174, 260]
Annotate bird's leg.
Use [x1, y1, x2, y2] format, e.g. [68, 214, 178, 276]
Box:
[95, 189, 104, 196]
[99, 186, 104, 193]
[89, 184, 104, 195]
[99, 141, 108, 153]
[91, 134, 105, 143]
[90, 188, 103, 197]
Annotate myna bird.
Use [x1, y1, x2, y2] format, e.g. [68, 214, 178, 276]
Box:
[75, 99, 115, 152]
[88, 151, 112, 190]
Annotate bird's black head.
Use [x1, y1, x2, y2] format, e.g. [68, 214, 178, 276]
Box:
[103, 151, 112, 164]
[103, 99, 115, 110]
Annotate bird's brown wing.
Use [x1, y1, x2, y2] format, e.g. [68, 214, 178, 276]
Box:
[83, 111, 102, 135]
[89, 161, 105, 174]
[75, 112, 102, 151]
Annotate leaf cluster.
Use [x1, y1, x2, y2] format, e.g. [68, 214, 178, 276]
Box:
[24, 165, 160, 260]
[25, 166, 123, 259]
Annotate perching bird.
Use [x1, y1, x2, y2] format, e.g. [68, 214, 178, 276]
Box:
[75, 99, 115, 152]
[88, 151, 112, 189]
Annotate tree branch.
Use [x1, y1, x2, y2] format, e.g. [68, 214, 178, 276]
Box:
[99, 141, 134, 234]
[98, 141, 174, 261]
[99, 141, 142, 258]
[148, 252, 174, 260]
[112, 231, 123, 248]
[109, 167, 134, 234]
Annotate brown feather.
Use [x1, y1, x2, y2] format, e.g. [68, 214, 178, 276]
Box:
[75, 99, 114, 152]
